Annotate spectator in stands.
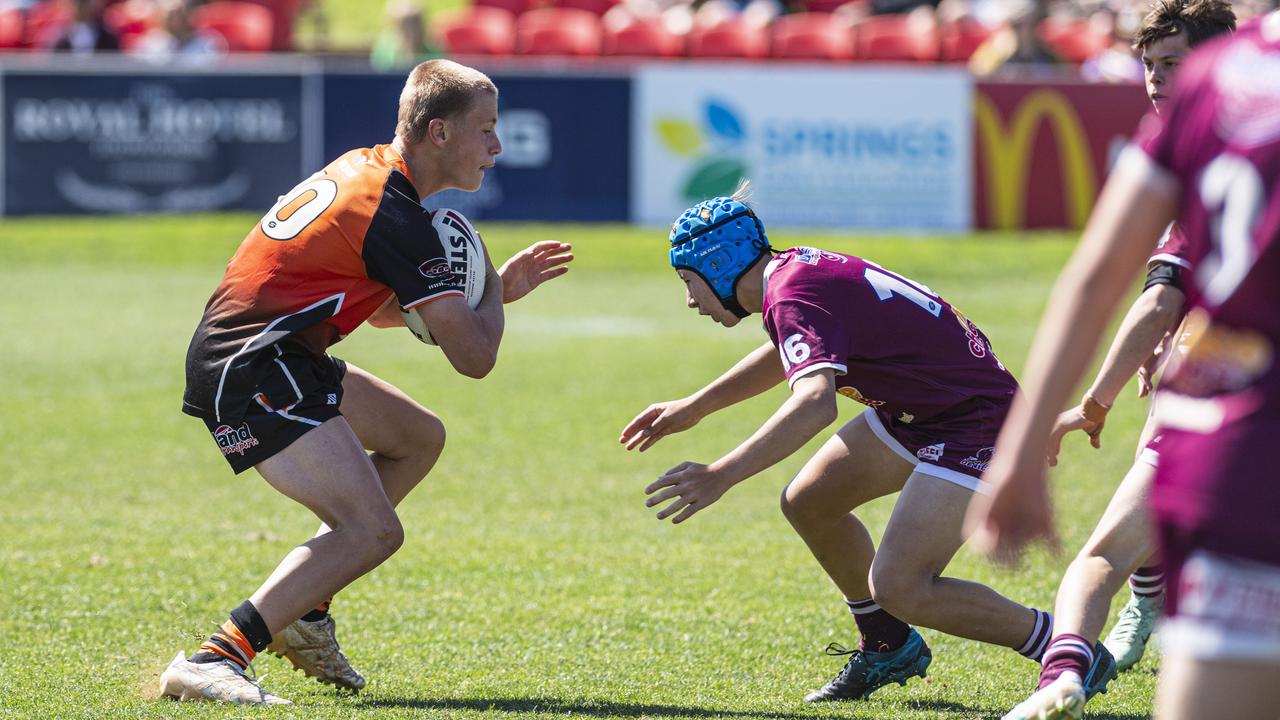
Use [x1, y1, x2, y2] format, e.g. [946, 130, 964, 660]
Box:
[969, 0, 1062, 75]
[370, 0, 439, 72]
[1081, 7, 1144, 82]
[46, 0, 120, 54]
[132, 0, 225, 63]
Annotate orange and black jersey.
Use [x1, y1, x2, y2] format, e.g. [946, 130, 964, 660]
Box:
[183, 143, 465, 422]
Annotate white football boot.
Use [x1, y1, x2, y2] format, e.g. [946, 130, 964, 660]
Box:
[1103, 592, 1163, 671]
[158, 652, 291, 705]
[1001, 671, 1086, 720]
[267, 616, 366, 690]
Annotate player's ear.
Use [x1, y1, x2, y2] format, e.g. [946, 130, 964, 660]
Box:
[427, 118, 448, 147]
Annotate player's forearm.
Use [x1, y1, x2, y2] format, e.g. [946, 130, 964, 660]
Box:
[711, 379, 837, 485]
[689, 341, 785, 417]
[994, 162, 1175, 476]
[1085, 285, 1185, 405]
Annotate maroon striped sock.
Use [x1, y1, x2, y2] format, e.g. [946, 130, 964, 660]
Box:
[1129, 563, 1166, 598]
[1016, 608, 1054, 661]
[1037, 634, 1094, 690]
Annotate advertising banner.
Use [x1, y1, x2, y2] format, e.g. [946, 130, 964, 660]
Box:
[973, 81, 1150, 229]
[633, 65, 973, 230]
[2, 68, 317, 216]
[323, 71, 630, 222]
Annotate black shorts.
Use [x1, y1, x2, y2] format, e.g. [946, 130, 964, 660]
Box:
[195, 345, 347, 474]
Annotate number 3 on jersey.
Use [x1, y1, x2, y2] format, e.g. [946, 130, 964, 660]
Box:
[260, 175, 338, 241]
[863, 267, 942, 317]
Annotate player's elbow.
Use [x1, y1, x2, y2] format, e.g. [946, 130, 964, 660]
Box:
[453, 346, 498, 379]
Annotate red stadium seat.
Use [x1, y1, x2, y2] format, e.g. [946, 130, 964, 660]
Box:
[770, 13, 854, 61]
[939, 18, 993, 62]
[687, 20, 768, 59]
[602, 18, 682, 57]
[475, 0, 544, 18]
[854, 14, 939, 62]
[0, 8, 24, 49]
[438, 6, 516, 55]
[25, 0, 73, 48]
[1038, 17, 1107, 62]
[516, 7, 601, 56]
[193, 1, 274, 52]
[552, 0, 620, 17]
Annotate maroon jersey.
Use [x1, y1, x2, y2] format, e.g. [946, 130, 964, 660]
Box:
[1132, 12, 1280, 581]
[761, 247, 1018, 429]
[1149, 223, 1193, 271]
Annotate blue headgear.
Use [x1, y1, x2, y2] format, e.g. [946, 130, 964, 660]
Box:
[669, 196, 770, 319]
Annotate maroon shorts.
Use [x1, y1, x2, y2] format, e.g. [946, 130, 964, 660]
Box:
[862, 395, 1010, 493]
[1151, 400, 1280, 618]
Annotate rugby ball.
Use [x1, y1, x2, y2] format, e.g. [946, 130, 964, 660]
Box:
[402, 208, 486, 345]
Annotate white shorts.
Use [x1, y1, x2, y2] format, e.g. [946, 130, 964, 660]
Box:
[1161, 549, 1280, 662]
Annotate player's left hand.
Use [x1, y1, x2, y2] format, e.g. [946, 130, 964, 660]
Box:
[644, 461, 733, 524]
[498, 241, 574, 304]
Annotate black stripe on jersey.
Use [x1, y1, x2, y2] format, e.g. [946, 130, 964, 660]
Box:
[213, 293, 345, 421]
[361, 170, 461, 308]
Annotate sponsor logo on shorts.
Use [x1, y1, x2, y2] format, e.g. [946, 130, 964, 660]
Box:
[418, 259, 452, 279]
[327, 393, 338, 406]
[213, 423, 259, 456]
[899, 412, 914, 424]
[959, 446, 995, 472]
[917, 443, 944, 462]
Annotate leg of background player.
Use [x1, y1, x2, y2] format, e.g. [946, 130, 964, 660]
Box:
[1155, 654, 1280, 720]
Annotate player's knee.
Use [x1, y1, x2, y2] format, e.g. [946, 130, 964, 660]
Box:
[410, 411, 446, 459]
[354, 511, 404, 565]
[779, 480, 825, 529]
[868, 558, 927, 619]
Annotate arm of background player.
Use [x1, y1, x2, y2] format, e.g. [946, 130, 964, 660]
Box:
[1046, 281, 1185, 462]
[416, 258, 505, 379]
[620, 341, 785, 452]
[641, 370, 838, 523]
[966, 151, 1178, 561]
[366, 294, 407, 329]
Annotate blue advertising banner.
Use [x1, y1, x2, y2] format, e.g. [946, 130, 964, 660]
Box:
[323, 71, 630, 222]
[2, 69, 314, 216]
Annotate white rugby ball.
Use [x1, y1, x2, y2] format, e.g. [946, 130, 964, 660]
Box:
[402, 208, 486, 345]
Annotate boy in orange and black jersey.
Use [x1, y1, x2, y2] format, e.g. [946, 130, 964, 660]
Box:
[158, 59, 573, 704]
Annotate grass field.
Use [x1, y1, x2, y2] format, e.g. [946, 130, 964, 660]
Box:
[0, 217, 1159, 719]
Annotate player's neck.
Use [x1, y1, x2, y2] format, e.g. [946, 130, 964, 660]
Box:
[391, 136, 447, 200]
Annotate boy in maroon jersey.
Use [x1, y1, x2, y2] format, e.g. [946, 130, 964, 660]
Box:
[970, 11, 1280, 718]
[999, 2, 1236, 717]
[158, 59, 572, 704]
[620, 186, 1112, 703]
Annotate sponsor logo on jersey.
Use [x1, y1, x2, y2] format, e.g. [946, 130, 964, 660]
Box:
[213, 423, 259, 456]
[794, 247, 849, 266]
[326, 393, 338, 406]
[959, 446, 995, 472]
[418, 259, 451, 279]
[917, 443, 944, 461]
[837, 386, 885, 408]
[899, 412, 914, 424]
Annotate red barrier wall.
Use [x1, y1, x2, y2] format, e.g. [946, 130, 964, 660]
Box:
[974, 80, 1150, 230]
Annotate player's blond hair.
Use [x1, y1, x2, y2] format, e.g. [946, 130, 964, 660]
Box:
[395, 59, 498, 145]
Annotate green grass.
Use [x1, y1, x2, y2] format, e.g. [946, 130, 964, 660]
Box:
[0, 216, 1157, 719]
[303, 0, 468, 52]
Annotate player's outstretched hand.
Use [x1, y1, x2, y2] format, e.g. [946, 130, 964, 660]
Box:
[620, 398, 702, 452]
[966, 455, 1059, 565]
[644, 461, 731, 524]
[499, 241, 574, 304]
[1046, 407, 1103, 466]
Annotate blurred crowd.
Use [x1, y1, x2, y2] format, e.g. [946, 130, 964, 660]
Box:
[1, 0, 1276, 77]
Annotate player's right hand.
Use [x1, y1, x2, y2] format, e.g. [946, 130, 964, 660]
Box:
[620, 398, 701, 452]
[1045, 407, 1103, 466]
